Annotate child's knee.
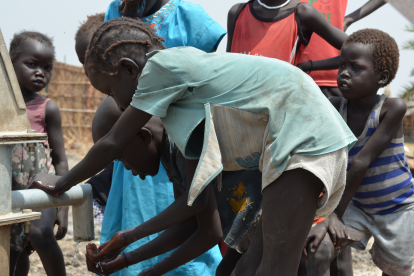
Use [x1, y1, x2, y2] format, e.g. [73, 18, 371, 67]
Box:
[28, 224, 56, 247]
[307, 234, 336, 267]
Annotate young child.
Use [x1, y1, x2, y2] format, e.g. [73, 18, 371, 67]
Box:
[302, 29, 414, 276]
[9, 31, 69, 276]
[32, 17, 356, 275]
[296, 1, 387, 274]
[83, 95, 223, 276]
[99, 1, 228, 276]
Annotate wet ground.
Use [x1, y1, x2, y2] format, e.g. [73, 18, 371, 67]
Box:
[25, 153, 412, 275]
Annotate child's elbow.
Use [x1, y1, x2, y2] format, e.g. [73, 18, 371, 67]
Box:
[207, 227, 223, 246]
[190, 192, 210, 212]
[350, 157, 370, 174]
[213, 229, 224, 243]
[98, 137, 120, 160]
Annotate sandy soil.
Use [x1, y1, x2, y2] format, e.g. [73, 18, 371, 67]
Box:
[25, 153, 413, 276]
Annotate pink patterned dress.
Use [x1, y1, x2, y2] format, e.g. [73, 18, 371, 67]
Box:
[10, 95, 55, 252]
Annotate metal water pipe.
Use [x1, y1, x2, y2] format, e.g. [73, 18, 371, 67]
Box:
[12, 184, 95, 242]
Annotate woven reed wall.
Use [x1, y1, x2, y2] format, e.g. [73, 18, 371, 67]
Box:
[39, 62, 106, 156]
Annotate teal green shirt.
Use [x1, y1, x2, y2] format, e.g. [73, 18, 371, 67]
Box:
[131, 47, 356, 204]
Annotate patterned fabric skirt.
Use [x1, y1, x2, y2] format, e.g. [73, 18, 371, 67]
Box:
[10, 143, 54, 252]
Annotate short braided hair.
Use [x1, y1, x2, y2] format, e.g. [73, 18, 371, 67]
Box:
[84, 17, 165, 75]
[75, 13, 105, 41]
[10, 31, 55, 61]
[343, 29, 399, 86]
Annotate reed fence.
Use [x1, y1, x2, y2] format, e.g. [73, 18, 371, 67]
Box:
[39, 62, 106, 156]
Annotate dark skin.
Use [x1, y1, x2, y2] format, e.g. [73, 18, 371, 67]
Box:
[10, 38, 69, 276]
[75, 35, 89, 65]
[302, 42, 406, 276]
[343, 0, 387, 32]
[226, 0, 347, 71]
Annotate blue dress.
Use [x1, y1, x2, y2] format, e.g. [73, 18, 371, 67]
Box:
[101, 1, 226, 275]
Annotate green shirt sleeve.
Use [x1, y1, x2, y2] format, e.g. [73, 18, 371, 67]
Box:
[130, 58, 189, 118]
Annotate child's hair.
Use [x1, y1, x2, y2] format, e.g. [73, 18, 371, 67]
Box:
[75, 13, 105, 41]
[342, 29, 399, 86]
[10, 31, 55, 61]
[84, 17, 166, 75]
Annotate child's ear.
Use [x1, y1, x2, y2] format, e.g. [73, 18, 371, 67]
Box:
[378, 70, 390, 87]
[118, 58, 140, 80]
[137, 127, 153, 146]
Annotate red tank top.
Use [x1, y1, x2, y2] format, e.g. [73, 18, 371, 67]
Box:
[298, 0, 348, 87]
[26, 96, 51, 144]
[231, 2, 309, 65]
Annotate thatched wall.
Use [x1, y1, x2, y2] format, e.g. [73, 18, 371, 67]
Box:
[39, 62, 106, 156]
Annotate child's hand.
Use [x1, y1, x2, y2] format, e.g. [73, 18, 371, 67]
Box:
[29, 173, 62, 197]
[302, 220, 328, 259]
[86, 253, 127, 276]
[86, 231, 130, 262]
[54, 207, 69, 240]
[326, 213, 348, 249]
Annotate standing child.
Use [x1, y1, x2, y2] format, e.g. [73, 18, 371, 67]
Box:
[96, 1, 226, 276]
[303, 29, 414, 276]
[32, 17, 356, 275]
[296, 1, 387, 274]
[227, 0, 346, 70]
[9, 32, 69, 276]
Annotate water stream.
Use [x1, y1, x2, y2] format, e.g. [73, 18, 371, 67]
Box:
[72, 241, 80, 266]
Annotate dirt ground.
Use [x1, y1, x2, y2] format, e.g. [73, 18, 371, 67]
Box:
[25, 153, 412, 276]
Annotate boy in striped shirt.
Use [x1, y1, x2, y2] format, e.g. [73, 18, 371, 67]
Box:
[303, 29, 414, 276]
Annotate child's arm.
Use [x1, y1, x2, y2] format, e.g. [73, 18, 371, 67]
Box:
[296, 4, 348, 72]
[86, 159, 216, 263]
[343, 0, 387, 31]
[45, 101, 70, 240]
[33, 106, 152, 194]
[87, 185, 222, 275]
[45, 101, 68, 177]
[87, 216, 199, 275]
[226, 3, 247, 52]
[139, 183, 222, 275]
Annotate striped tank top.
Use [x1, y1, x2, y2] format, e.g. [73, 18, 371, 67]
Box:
[340, 95, 414, 215]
